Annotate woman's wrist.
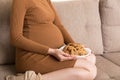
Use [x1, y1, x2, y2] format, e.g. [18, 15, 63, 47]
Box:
[48, 48, 56, 55]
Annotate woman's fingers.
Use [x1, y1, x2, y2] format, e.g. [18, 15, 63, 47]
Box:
[62, 53, 70, 57]
[58, 53, 76, 61]
[51, 49, 76, 61]
[91, 51, 94, 54]
[59, 56, 75, 61]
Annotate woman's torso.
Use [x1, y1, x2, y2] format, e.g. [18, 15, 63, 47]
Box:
[23, 0, 64, 48]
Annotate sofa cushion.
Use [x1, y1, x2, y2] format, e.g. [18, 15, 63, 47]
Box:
[103, 52, 120, 66]
[0, 65, 16, 80]
[95, 68, 110, 80]
[100, 0, 120, 53]
[52, 0, 103, 54]
[0, 0, 15, 64]
[96, 56, 120, 80]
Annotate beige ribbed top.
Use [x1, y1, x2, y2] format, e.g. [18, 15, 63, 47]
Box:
[10, 0, 75, 55]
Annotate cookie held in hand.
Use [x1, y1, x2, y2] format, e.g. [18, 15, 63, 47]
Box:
[63, 43, 87, 56]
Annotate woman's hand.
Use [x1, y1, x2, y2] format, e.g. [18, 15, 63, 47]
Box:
[48, 48, 76, 61]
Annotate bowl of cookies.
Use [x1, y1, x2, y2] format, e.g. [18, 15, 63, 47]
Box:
[60, 43, 91, 58]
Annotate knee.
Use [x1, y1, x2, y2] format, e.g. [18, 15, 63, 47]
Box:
[89, 64, 97, 79]
[74, 59, 97, 79]
[91, 54, 96, 64]
[88, 54, 96, 64]
[72, 69, 95, 80]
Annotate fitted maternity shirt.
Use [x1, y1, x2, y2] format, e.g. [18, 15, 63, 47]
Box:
[10, 0, 76, 74]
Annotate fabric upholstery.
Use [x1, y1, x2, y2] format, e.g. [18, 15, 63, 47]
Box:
[103, 52, 120, 66]
[52, 0, 103, 54]
[0, 65, 15, 80]
[96, 56, 120, 80]
[95, 68, 110, 80]
[0, 0, 120, 80]
[0, 0, 15, 64]
[100, 0, 120, 53]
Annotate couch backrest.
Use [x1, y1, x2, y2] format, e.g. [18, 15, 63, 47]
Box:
[0, 0, 15, 65]
[100, 0, 120, 53]
[52, 0, 103, 54]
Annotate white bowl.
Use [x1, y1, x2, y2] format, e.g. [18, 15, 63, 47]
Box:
[59, 45, 92, 58]
[75, 48, 92, 58]
[58, 44, 66, 50]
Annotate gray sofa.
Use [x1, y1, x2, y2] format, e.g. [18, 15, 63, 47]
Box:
[0, 0, 120, 80]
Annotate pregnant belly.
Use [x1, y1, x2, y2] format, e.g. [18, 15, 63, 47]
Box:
[26, 23, 64, 48]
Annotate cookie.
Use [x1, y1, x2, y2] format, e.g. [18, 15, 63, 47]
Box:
[63, 43, 87, 56]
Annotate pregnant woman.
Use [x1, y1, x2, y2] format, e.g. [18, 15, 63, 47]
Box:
[10, 0, 97, 80]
